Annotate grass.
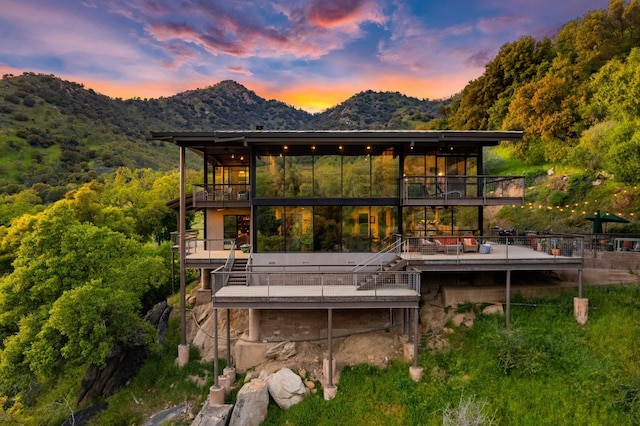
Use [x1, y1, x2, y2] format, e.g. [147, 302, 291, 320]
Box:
[263, 285, 640, 425]
[13, 284, 638, 425]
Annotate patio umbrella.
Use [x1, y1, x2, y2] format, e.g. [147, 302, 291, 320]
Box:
[585, 210, 629, 233]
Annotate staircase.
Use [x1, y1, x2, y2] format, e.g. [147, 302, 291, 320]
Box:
[356, 256, 407, 290]
[227, 258, 248, 286]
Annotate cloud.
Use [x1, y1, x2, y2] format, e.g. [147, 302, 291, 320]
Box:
[134, 0, 386, 60]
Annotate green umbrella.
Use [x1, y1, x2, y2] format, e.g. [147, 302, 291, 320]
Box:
[585, 210, 629, 233]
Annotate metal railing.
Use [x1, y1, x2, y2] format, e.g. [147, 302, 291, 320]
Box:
[212, 269, 421, 302]
[193, 184, 251, 203]
[401, 175, 525, 203]
[403, 234, 585, 261]
[352, 234, 403, 273]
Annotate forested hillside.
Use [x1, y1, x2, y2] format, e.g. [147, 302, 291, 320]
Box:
[2, 1, 640, 422]
[0, 74, 444, 199]
[444, 0, 640, 185]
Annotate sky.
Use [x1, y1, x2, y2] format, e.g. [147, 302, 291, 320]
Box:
[0, 0, 609, 113]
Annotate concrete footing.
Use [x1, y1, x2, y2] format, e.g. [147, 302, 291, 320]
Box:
[218, 374, 231, 394]
[574, 297, 589, 325]
[323, 385, 337, 400]
[409, 366, 424, 382]
[233, 338, 276, 373]
[209, 385, 225, 406]
[223, 366, 236, 386]
[177, 344, 189, 367]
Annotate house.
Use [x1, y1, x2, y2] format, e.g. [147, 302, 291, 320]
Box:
[152, 130, 584, 400]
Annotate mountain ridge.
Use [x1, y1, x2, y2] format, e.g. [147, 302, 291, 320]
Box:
[0, 72, 449, 195]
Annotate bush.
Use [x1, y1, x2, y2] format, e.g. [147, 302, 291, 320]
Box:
[442, 396, 496, 426]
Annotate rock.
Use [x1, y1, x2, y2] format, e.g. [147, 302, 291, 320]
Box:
[482, 304, 504, 316]
[76, 301, 172, 405]
[420, 304, 449, 332]
[191, 402, 233, 426]
[264, 341, 297, 360]
[547, 167, 555, 176]
[229, 379, 269, 426]
[62, 402, 108, 426]
[266, 368, 309, 410]
[304, 380, 316, 390]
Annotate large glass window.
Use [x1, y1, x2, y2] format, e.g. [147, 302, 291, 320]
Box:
[256, 206, 284, 251]
[256, 155, 284, 197]
[284, 156, 313, 198]
[314, 155, 341, 197]
[403, 206, 479, 236]
[372, 149, 398, 197]
[285, 206, 313, 251]
[314, 206, 342, 251]
[343, 155, 371, 198]
[257, 205, 397, 253]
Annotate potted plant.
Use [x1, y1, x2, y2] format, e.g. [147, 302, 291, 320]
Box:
[550, 238, 560, 256]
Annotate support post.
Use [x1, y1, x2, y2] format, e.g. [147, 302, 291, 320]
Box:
[505, 270, 511, 328]
[324, 308, 337, 400]
[213, 308, 219, 387]
[177, 144, 189, 366]
[578, 268, 583, 299]
[409, 306, 423, 382]
[209, 310, 225, 406]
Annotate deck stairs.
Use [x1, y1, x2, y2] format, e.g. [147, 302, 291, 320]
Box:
[227, 258, 248, 286]
[356, 256, 408, 290]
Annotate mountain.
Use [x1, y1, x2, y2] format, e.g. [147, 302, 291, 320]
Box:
[0, 73, 448, 196]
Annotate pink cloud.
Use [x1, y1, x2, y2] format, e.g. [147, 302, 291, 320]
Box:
[227, 66, 253, 76]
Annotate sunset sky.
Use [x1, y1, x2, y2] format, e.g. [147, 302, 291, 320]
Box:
[1, 0, 608, 112]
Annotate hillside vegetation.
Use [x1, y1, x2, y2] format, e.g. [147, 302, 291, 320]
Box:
[1, 0, 640, 422]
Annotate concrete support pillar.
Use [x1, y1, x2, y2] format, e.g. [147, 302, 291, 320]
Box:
[223, 366, 236, 387]
[248, 309, 261, 342]
[226, 309, 233, 367]
[201, 269, 212, 290]
[574, 297, 589, 326]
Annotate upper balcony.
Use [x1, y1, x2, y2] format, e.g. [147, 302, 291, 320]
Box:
[401, 175, 525, 206]
[192, 184, 251, 208]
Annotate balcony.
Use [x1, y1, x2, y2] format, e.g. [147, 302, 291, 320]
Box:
[401, 175, 525, 206]
[192, 184, 251, 208]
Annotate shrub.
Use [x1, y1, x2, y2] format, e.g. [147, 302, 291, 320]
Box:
[442, 396, 496, 426]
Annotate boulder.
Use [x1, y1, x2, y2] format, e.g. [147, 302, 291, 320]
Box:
[482, 303, 504, 316]
[75, 301, 171, 405]
[265, 368, 309, 410]
[229, 379, 269, 426]
[264, 341, 297, 360]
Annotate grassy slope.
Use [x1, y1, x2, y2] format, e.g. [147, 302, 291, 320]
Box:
[15, 285, 638, 424]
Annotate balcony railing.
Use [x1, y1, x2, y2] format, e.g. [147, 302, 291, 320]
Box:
[401, 175, 525, 206]
[192, 184, 251, 205]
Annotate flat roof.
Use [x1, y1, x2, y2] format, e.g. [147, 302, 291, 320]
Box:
[150, 129, 523, 145]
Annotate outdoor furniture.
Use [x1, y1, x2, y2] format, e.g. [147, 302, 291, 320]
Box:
[433, 237, 462, 254]
[462, 237, 478, 252]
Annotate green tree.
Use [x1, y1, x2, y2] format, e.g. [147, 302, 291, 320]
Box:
[0, 200, 168, 400]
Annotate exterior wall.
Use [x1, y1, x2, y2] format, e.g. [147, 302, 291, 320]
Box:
[205, 207, 251, 248]
[257, 309, 396, 341]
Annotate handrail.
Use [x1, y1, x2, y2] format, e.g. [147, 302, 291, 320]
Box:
[193, 183, 251, 203]
[400, 174, 525, 203]
[352, 234, 403, 273]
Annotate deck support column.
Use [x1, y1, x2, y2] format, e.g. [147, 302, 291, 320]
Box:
[578, 268, 583, 298]
[505, 270, 511, 328]
[324, 308, 337, 400]
[209, 308, 225, 405]
[224, 309, 236, 385]
[409, 306, 423, 382]
[248, 309, 260, 342]
[177, 144, 189, 366]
